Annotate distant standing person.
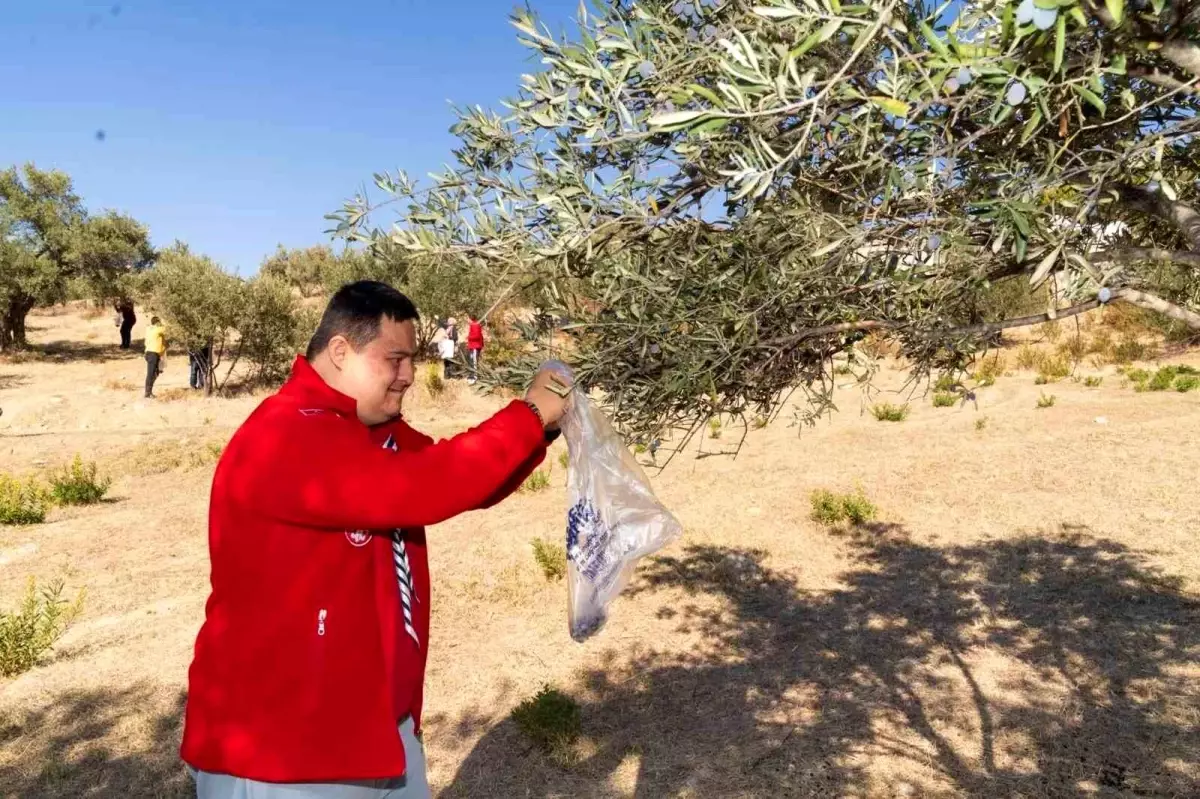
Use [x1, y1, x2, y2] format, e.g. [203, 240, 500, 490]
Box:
[466, 314, 484, 384]
[144, 316, 166, 399]
[115, 299, 136, 349]
[189, 340, 213, 391]
[437, 331, 457, 380]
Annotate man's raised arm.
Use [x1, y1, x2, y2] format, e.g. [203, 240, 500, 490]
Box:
[223, 399, 546, 531]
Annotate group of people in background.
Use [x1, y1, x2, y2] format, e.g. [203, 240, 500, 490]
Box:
[437, 314, 485, 384]
[113, 300, 212, 399]
[112, 300, 483, 398]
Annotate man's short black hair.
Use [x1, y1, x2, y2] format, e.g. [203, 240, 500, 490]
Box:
[305, 280, 419, 360]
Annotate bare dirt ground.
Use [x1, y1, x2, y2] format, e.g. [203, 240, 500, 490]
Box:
[1, 306, 1197, 798]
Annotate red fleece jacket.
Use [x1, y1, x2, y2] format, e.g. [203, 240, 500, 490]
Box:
[181, 356, 546, 783]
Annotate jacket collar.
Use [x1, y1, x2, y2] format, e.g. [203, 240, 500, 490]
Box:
[279, 356, 360, 418]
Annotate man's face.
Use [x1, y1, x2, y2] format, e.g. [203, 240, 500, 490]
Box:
[337, 317, 417, 426]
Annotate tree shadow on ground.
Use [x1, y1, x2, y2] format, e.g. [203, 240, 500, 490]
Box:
[0, 373, 29, 391]
[9, 339, 142, 364]
[0, 684, 190, 798]
[442, 525, 1200, 798]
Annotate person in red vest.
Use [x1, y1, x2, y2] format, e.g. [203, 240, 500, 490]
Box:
[465, 314, 484, 384]
[181, 281, 570, 798]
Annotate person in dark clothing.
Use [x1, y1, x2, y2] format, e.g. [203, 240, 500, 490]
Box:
[189, 340, 213, 390]
[115, 300, 137, 349]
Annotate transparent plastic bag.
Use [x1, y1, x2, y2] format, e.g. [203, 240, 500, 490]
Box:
[545, 362, 683, 641]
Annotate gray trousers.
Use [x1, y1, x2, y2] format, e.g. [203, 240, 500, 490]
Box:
[193, 717, 430, 799]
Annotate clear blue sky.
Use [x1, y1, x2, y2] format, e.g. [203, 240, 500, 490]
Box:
[1, 0, 579, 274]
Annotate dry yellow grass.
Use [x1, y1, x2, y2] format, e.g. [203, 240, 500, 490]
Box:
[1, 307, 1198, 797]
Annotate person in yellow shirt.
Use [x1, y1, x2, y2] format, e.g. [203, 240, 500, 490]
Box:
[144, 316, 166, 399]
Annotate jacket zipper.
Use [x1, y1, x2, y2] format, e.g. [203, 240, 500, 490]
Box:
[317, 608, 327, 636]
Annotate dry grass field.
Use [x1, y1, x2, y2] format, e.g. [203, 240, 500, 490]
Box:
[1, 305, 1198, 798]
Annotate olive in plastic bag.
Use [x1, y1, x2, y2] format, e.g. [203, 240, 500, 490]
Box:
[544, 362, 683, 641]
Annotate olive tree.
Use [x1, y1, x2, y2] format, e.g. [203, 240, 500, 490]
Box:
[138, 244, 242, 394]
[0, 164, 153, 350]
[142, 245, 308, 392]
[260, 245, 350, 298]
[332, 0, 1200, 441]
[236, 275, 305, 384]
[312, 244, 493, 355]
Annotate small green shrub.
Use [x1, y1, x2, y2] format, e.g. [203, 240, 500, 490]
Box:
[810, 490, 843, 525]
[1057, 335, 1088, 365]
[1111, 336, 1150, 364]
[0, 475, 52, 525]
[871, 403, 909, 422]
[557, 450, 569, 470]
[519, 469, 552, 494]
[0, 577, 85, 677]
[1147, 368, 1175, 392]
[841, 492, 878, 525]
[422, 364, 445, 397]
[708, 418, 722, 439]
[49, 455, 112, 506]
[1124, 368, 1151, 388]
[972, 352, 1006, 385]
[1036, 354, 1070, 383]
[933, 373, 958, 392]
[932, 392, 957, 408]
[810, 489, 878, 526]
[511, 686, 582, 756]
[975, 416, 989, 431]
[1175, 374, 1200, 393]
[834, 363, 854, 376]
[752, 415, 769, 429]
[1126, 365, 1200, 393]
[1015, 345, 1041, 371]
[1034, 375, 1050, 386]
[1038, 321, 1063, 342]
[531, 539, 567, 581]
[1088, 328, 1114, 356]
[1171, 371, 1200, 391]
[1037, 393, 1057, 409]
[1083, 376, 1103, 388]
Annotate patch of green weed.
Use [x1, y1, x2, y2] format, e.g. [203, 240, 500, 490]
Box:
[871, 403, 909, 422]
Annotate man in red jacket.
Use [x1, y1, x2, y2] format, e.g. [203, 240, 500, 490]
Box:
[182, 281, 569, 798]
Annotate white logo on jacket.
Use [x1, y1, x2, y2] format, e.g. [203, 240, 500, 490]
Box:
[345, 530, 371, 547]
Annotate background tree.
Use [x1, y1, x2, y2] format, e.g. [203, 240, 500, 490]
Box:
[235, 275, 306, 384]
[0, 164, 153, 351]
[311, 243, 494, 354]
[331, 0, 1200, 443]
[138, 245, 242, 394]
[400, 255, 491, 353]
[140, 245, 309, 393]
[0, 221, 58, 352]
[260, 245, 342, 298]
